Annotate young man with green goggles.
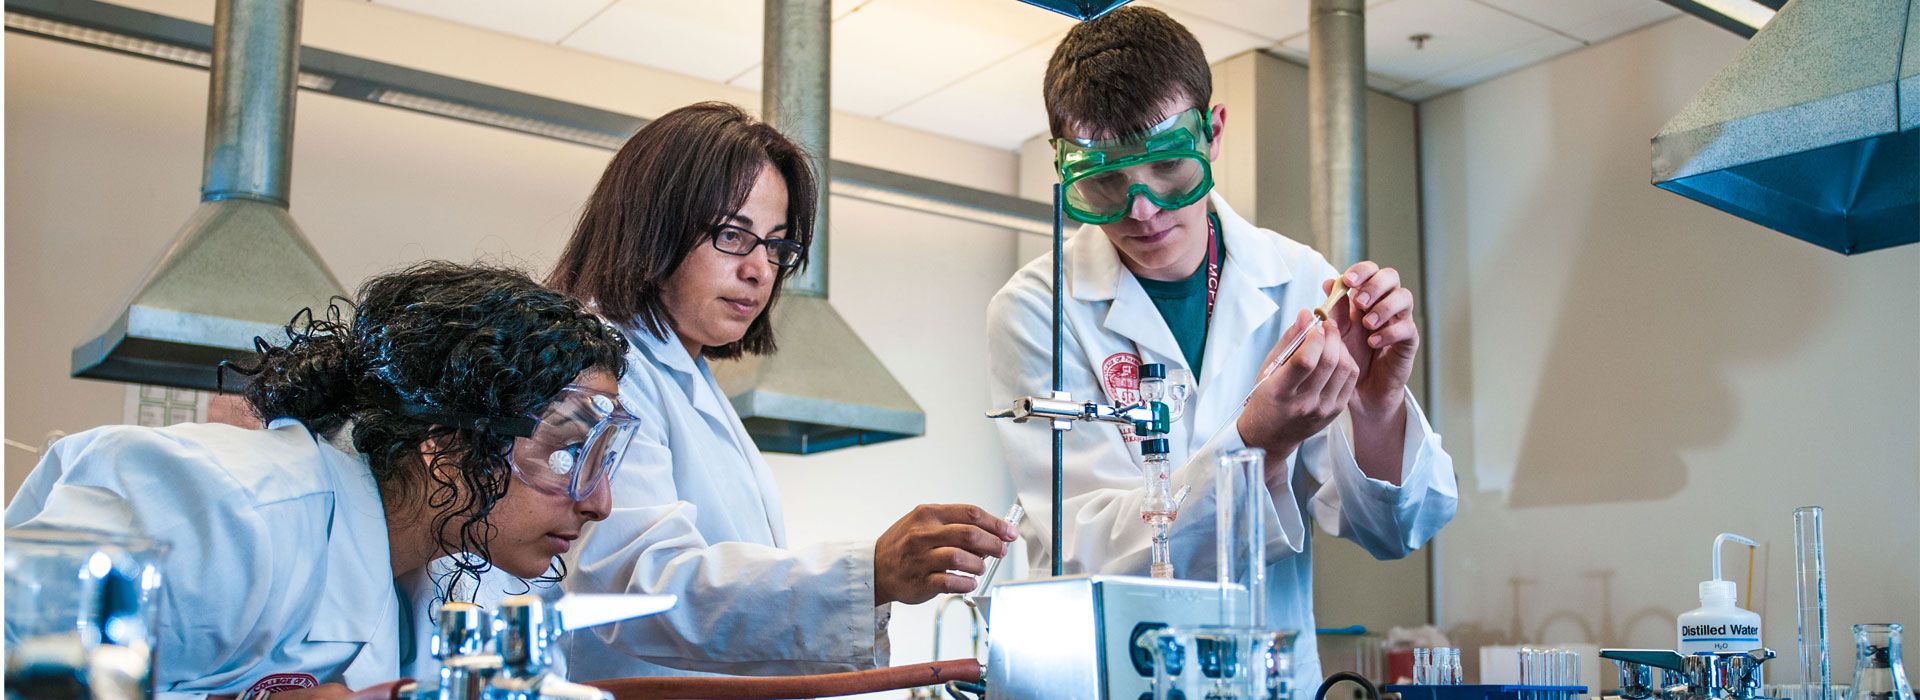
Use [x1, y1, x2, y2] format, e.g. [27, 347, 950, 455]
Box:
[985, 6, 1458, 690]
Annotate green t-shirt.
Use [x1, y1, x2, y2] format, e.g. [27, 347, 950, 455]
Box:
[1134, 214, 1223, 375]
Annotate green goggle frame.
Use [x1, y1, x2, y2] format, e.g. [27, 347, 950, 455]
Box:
[1052, 108, 1215, 225]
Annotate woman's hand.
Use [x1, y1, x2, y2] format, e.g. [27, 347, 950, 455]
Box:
[873, 504, 1018, 606]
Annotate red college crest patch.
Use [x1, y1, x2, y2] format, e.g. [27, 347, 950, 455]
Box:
[244, 673, 318, 697]
[1100, 352, 1143, 441]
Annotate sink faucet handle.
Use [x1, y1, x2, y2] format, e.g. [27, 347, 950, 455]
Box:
[1602, 649, 1691, 673]
[433, 602, 491, 660]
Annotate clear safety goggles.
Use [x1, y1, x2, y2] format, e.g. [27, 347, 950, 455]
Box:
[393, 384, 638, 502]
[1053, 108, 1215, 225]
[505, 386, 637, 502]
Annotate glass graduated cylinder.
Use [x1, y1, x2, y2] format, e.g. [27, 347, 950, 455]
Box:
[1216, 448, 1268, 627]
[1794, 506, 1830, 700]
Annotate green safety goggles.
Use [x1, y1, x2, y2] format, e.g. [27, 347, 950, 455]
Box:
[1053, 108, 1215, 225]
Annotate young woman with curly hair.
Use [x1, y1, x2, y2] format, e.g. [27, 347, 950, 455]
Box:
[5, 262, 632, 700]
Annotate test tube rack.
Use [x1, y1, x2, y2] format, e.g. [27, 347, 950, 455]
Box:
[1385, 684, 1590, 700]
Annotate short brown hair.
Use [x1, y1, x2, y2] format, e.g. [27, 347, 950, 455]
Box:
[547, 102, 816, 360]
[1042, 6, 1211, 139]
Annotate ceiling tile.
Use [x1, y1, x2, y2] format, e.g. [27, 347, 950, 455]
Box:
[1558, 1, 1680, 43]
[562, 0, 763, 84]
[372, 0, 616, 44]
[1280, 0, 1560, 86]
[1473, 0, 1677, 43]
[1149, 0, 1311, 43]
[1261, 43, 1415, 93]
[832, 0, 1074, 116]
[1135, 2, 1276, 65]
[1393, 31, 1579, 100]
[882, 31, 1061, 150]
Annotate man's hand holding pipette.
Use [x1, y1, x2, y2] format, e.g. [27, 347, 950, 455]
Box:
[1235, 308, 1359, 482]
[1325, 261, 1418, 485]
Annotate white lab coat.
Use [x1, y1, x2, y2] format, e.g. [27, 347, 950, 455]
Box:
[557, 321, 888, 679]
[985, 192, 1458, 690]
[4, 419, 415, 700]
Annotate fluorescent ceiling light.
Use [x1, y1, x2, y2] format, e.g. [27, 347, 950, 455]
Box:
[1658, 0, 1781, 37]
[1696, 0, 1777, 29]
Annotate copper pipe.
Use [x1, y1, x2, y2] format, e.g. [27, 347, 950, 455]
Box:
[341, 678, 413, 700]
[587, 659, 982, 699]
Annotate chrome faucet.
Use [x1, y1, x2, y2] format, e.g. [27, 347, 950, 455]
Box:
[398, 593, 673, 700]
[1603, 648, 1779, 700]
[408, 602, 500, 700]
[482, 596, 609, 700]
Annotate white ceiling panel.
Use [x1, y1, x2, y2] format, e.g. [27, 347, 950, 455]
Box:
[726, 65, 764, 91]
[1394, 30, 1579, 101]
[1475, 0, 1677, 43]
[1280, 0, 1560, 87]
[882, 31, 1061, 149]
[1557, 1, 1680, 43]
[370, 0, 1672, 149]
[832, 0, 1074, 116]
[1137, 2, 1276, 65]
[562, 0, 764, 84]
[372, 0, 617, 44]
[1149, 0, 1312, 43]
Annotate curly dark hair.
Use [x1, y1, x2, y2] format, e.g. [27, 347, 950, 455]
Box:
[223, 261, 628, 598]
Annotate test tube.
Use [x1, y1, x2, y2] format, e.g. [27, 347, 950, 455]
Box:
[1795, 506, 1831, 700]
[973, 503, 1026, 594]
[1416, 648, 1432, 684]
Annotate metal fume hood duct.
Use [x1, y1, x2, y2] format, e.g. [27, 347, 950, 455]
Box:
[1653, 0, 1918, 255]
[71, 0, 344, 390]
[709, 0, 925, 455]
[1017, 0, 1132, 21]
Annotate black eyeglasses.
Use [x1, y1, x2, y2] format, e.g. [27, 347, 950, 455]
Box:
[710, 226, 804, 270]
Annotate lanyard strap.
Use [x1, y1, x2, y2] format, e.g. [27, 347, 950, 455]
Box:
[1204, 212, 1222, 322]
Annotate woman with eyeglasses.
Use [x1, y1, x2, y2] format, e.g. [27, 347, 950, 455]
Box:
[5, 262, 634, 700]
[541, 102, 1016, 679]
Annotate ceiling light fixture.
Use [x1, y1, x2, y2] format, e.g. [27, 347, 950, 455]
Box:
[1657, 0, 1783, 38]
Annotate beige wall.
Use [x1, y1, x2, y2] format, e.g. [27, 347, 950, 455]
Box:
[1420, 16, 1919, 685]
[1014, 48, 1435, 637]
[4, 2, 1023, 687]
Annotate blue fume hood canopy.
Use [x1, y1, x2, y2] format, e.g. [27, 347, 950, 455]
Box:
[1653, 0, 1917, 255]
[1016, 0, 1131, 21]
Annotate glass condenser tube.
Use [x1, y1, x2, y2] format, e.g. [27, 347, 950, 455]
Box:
[1795, 506, 1830, 700]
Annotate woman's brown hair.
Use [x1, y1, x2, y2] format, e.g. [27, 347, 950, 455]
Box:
[547, 101, 816, 359]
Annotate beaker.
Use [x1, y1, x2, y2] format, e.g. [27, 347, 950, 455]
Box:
[5, 526, 168, 700]
[1143, 626, 1298, 700]
[1849, 624, 1912, 700]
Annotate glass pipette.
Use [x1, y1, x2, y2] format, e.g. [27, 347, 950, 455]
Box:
[973, 503, 1026, 594]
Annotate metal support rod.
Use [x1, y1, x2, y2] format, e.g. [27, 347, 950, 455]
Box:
[202, 0, 300, 206]
[763, 0, 832, 298]
[1051, 183, 1066, 577]
[1309, 0, 1367, 269]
